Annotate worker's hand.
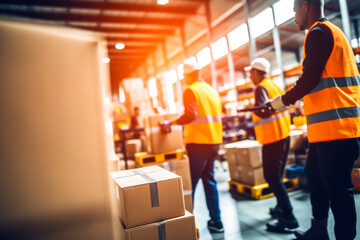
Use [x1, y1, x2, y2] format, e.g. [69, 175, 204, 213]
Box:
[270, 95, 288, 112]
[159, 120, 172, 134]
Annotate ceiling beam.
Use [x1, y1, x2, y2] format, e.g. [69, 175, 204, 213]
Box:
[107, 36, 165, 43]
[0, 0, 198, 15]
[108, 49, 154, 54]
[0, 9, 185, 26]
[70, 26, 175, 35]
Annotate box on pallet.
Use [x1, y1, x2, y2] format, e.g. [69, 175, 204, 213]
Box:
[118, 211, 197, 240]
[156, 158, 192, 192]
[145, 114, 184, 154]
[289, 130, 306, 151]
[184, 190, 193, 213]
[126, 139, 142, 158]
[352, 168, 360, 191]
[224, 140, 262, 168]
[228, 163, 266, 186]
[110, 165, 185, 228]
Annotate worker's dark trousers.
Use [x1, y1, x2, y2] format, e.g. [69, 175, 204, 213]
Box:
[262, 137, 293, 214]
[306, 137, 360, 240]
[186, 143, 221, 221]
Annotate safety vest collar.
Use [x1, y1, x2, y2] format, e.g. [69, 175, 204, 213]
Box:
[190, 115, 222, 125]
[253, 112, 290, 126]
[306, 106, 360, 125]
[310, 76, 360, 94]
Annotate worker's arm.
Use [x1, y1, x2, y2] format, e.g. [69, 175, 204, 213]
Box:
[281, 23, 334, 106]
[172, 88, 197, 125]
[253, 86, 273, 118]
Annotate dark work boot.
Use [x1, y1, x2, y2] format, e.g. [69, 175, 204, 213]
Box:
[266, 211, 299, 233]
[207, 219, 224, 233]
[269, 205, 283, 219]
[294, 218, 330, 240]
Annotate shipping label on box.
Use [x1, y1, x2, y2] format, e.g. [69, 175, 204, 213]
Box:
[145, 114, 184, 154]
[225, 140, 262, 168]
[110, 165, 185, 228]
[119, 211, 197, 240]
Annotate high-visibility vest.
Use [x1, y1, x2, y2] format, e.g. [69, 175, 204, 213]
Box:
[303, 20, 360, 143]
[184, 81, 223, 144]
[252, 78, 291, 145]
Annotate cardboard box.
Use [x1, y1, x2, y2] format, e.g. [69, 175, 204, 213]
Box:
[352, 168, 360, 191]
[126, 139, 142, 158]
[119, 211, 197, 240]
[110, 166, 185, 228]
[225, 140, 262, 168]
[289, 130, 306, 151]
[119, 160, 136, 170]
[156, 158, 192, 192]
[184, 190, 193, 213]
[228, 163, 265, 185]
[239, 165, 266, 186]
[146, 114, 184, 154]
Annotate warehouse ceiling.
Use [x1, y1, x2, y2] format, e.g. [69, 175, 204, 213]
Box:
[0, 0, 359, 94]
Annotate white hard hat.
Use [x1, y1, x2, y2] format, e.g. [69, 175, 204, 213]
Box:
[183, 61, 200, 74]
[244, 58, 270, 74]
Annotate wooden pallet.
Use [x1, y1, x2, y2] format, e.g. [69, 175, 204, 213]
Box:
[135, 149, 187, 166]
[228, 178, 299, 200]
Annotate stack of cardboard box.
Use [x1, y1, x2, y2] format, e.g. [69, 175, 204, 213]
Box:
[154, 157, 193, 213]
[110, 165, 197, 240]
[225, 140, 266, 186]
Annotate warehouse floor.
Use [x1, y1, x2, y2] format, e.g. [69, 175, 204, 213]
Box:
[193, 161, 360, 240]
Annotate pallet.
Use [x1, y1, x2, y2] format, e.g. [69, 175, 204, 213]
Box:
[135, 149, 187, 166]
[228, 178, 299, 200]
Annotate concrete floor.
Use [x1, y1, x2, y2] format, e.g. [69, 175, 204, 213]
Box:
[193, 161, 360, 240]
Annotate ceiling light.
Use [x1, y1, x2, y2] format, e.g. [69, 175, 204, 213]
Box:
[157, 0, 169, 5]
[102, 57, 110, 63]
[115, 43, 125, 50]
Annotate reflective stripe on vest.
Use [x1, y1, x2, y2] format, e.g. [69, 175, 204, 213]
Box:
[309, 76, 360, 94]
[184, 81, 223, 144]
[190, 115, 222, 124]
[252, 78, 291, 145]
[302, 20, 360, 142]
[306, 106, 360, 125]
[253, 112, 290, 126]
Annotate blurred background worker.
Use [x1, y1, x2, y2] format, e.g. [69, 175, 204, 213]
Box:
[269, 0, 360, 239]
[130, 106, 141, 138]
[168, 62, 224, 234]
[246, 58, 298, 232]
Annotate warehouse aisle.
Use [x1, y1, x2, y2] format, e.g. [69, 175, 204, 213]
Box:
[193, 161, 360, 240]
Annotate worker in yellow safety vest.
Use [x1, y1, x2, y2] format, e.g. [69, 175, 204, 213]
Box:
[268, 0, 360, 239]
[246, 58, 299, 233]
[168, 61, 224, 234]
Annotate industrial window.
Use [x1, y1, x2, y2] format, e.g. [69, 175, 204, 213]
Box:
[196, 47, 211, 68]
[227, 23, 249, 51]
[273, 0, 295, 26]
[119, 87, 125, 103]
[164, 70, 178, 113]
[250, 7, 274, 38]
[177, 64, 184, 80]
[148, 77, 158, 98]
[211, 37, 228, 60]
